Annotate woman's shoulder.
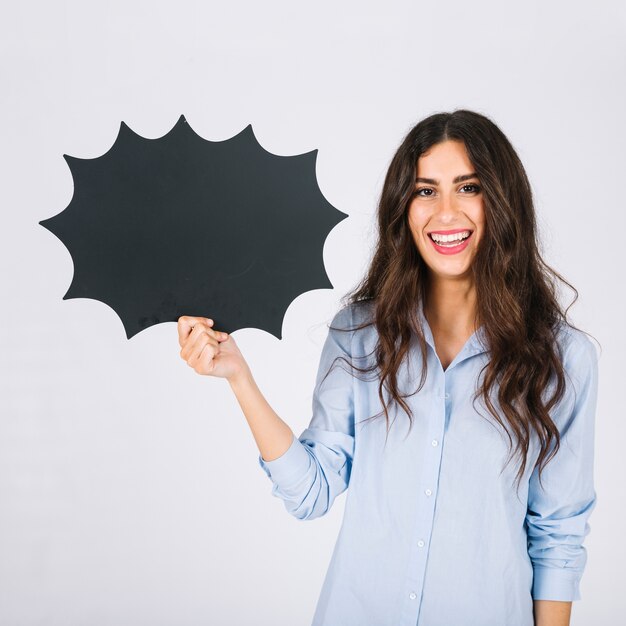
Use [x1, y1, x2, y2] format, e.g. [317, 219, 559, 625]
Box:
[553, 320, 599, 371]
[331, 300, 376, 330]
[325, 301, 378, 360]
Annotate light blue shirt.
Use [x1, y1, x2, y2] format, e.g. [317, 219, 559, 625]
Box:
[258, 300, 598, 626]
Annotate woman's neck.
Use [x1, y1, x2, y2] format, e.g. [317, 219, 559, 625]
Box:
[423, 276, 479, 337]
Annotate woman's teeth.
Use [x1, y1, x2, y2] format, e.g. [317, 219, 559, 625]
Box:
[429, 231, 471, 246]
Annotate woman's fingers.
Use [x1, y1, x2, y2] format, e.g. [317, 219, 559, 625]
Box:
[180, 324, 217, 361]
[194, 341, 218, 373]
[177, 315, 212, 343]
[177, 316, 223, 349]
[177, 315, 236, 377]
[189, 330, 219, 364]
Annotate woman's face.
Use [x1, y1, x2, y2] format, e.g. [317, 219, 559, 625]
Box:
[407, 139, 485, 283]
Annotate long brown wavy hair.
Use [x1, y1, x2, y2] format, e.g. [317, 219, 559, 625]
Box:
[324, 109, 599, 496]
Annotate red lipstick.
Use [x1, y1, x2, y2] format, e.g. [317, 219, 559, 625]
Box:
[427, 228, 472, 235]
[427, 229, 473, 255]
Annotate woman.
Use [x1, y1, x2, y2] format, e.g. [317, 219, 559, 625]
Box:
[177, 110, 599, 626]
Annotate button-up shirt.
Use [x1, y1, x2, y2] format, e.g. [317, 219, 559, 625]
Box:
[258, 300, 598, 626]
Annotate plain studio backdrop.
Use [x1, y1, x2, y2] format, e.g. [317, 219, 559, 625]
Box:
[1, 1, 624, 624]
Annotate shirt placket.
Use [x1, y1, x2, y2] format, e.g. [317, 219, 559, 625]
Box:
[400, 359, 450, 625]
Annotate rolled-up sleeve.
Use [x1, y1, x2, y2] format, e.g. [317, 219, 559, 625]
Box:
[258, 305, 356, 520]
[526, 330, 599, 601]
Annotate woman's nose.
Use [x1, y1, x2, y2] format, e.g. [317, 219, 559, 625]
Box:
[435, 191, 459, 218]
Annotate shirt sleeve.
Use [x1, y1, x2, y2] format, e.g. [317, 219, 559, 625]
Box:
[257, 305, 356, 521]
[526, 329, 599, 601]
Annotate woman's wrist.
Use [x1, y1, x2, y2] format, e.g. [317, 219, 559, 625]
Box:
[227, 363, 253, 389]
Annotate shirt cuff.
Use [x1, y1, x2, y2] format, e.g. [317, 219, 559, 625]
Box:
[257, 434, 313, 488]
[532, 565, 582, 601]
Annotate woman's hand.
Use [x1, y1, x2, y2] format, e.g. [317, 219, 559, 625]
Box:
[177, 316, 248, 381]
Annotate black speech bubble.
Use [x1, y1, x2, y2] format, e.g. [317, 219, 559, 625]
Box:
[39, 115, 348, 339]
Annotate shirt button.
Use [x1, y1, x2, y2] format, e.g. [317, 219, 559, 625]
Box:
[409, 592, 417, 600]
[417, 540, 425, 547]
[431, 439, 438, 447]
[444, 392, 450, 399]
[425, 489, 432, 496]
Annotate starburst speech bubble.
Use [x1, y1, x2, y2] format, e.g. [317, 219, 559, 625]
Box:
[39, 115, 348, 339]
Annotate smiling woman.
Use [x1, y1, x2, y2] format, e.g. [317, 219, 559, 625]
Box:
[178, 109, 599, 626]
[409, 140, 484, 270]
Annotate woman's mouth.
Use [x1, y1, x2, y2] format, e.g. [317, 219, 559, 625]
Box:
[427, 230, 473, 255]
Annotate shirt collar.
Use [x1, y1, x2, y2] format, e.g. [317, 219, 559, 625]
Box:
[417, 299, 489, 357]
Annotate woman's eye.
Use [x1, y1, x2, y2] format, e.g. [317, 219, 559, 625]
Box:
[414, 188, 433, 197]
[414, 184, 480, 197]
[461, 184, 481, 193]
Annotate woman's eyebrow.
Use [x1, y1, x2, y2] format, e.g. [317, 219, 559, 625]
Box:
[415, 173, 479, 185]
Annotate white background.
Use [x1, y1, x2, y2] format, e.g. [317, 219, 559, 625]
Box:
[1, 1, 624, 624]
